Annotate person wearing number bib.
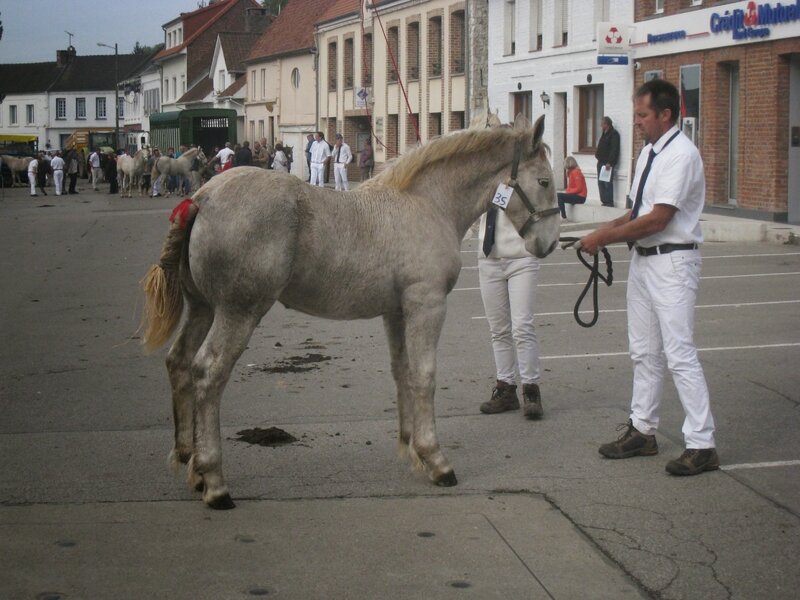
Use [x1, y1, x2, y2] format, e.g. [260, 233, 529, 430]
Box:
[476, 190, 544, 420]
[556, 156, 587, 222]
[579, 79, 718, 476]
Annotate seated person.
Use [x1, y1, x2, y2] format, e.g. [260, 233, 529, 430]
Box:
[557, 156, 588, 221]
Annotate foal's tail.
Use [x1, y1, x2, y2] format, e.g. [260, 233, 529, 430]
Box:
[140, 199, 199, 352]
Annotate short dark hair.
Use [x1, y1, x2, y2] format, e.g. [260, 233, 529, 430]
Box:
[602, 116, 613, 127]
[635, 79, 680, 124]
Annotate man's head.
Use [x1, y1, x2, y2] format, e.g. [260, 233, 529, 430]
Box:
[634, 79, 680, 144]
[243, 141, 250, 148]
[335, 133, 343, 145]
[225, 142, 232, 149]
[601, 116, 613, 131]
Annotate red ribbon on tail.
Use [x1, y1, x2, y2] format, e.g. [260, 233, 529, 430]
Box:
[169, 198, 197, 230]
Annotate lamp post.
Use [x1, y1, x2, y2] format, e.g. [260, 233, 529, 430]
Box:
[97, 42, 119, 151]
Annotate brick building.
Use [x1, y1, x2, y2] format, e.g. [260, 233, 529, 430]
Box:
[632, 0, 800, 223]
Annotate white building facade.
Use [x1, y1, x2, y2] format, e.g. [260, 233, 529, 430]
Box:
[488, 0, 634, 207]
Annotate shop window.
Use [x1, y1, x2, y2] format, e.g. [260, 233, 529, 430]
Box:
[578, 85, 604, 152]
[680, 64, 701, 143]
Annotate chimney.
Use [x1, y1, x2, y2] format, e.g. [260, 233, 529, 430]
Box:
[245, 7, 270, 33]
[56, 46, 76, 66]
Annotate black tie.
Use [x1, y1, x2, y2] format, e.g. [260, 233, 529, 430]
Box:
[627, 130, 680, 249]
[483, 207, 498, 257]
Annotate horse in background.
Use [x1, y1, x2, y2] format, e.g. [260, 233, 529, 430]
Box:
[140, 114, 560, 509]
[118, 148, 150, 198]
[151, 147, 199, 198]
[1, 155, 35, 187]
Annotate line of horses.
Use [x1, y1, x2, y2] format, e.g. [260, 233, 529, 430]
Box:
[1, 148, 208, 198]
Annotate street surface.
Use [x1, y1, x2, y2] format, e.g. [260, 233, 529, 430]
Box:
[1, 184, 798, 599]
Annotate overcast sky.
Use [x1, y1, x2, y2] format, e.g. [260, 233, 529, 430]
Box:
[0, 0, 206, 64]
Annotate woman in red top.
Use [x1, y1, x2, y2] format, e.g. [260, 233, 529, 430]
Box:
[557, 156, 587, 221]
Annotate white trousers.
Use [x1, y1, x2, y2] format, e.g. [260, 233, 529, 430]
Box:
[627, 250, 715, 448]
[91, 167, 102, 190]
[29, 173, 37, 195]
[53, 170, 64, 195]
[310, 163, 325, 186]
[334, 163, 349, 191]
[479, 256, 540, 385]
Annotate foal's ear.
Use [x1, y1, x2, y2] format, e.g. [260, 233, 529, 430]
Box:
[513, 113, 532, 130]
[532, 115, 546, 147]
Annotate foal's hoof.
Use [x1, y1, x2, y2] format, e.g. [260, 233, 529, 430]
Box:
[434, 470, 458, 487]
[207, 493, 236, 510]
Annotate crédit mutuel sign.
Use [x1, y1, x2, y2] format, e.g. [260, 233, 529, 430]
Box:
[710, 0, 800, 40]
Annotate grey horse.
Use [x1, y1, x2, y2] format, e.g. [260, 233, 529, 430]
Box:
[141, 115, 560, 509]
[151, 147, 199, 197]
[118, 148, 150, 197]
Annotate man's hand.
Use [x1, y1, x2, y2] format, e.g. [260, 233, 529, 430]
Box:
[579, 230, 606, 256]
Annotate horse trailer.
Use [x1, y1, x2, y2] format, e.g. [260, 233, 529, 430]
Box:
[148, 109, 236, 155]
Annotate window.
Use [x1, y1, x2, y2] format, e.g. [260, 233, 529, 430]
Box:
[251, 70, 257, 100]
[529, 0, 542, 51]
[593, 0, 609, 40]
[428, 112, 442, 137]
[692, 0, 703, 5]
[504, 0, 516, 55]
[181, 75, 186, 95]
[76, 97, 86, 119]
[164, 79, 169, 101]
[258, 120, 265, 139]
[291, 67, 300, 89]
[362, 33, 373, 86]
[406, 113, 420, 145]
[555, 0, 569, 46]
[511, 92, 532, 122]
[428, 17, 442, 77]
[217, 70, 225, 93]
[96, 97, 107, 119]
[406, 23, 419, 80]
[9, 105, 18, 125]
[655, 0, 665, 13]
[260, 68, 266, 99]
[387, 27, 399, 82]
[172, 77, 177, 99]
[328, 40, 338, 91]
[249, 120, 255, 142]
[117, 96, 124, 119]
[578, 85, 604, 152]
[56, 98, 66, 119]
[26, 104, 35, 125]
[450, 11, 465, 74]
[680, 64, 701, 142]
[344, 37, 354, 88]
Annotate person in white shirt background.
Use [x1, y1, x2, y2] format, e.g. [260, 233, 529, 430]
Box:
[332, 133, 353, 191]
[309, 131, 331, 187]
[88, 148, 102, 191]
[27, 154, 39, 197]
[50, 150, 65, 196]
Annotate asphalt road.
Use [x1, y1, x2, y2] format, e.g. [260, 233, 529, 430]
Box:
[1, 184, 798, 599]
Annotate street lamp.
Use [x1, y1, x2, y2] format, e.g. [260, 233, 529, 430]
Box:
[97, 42, 119, 151]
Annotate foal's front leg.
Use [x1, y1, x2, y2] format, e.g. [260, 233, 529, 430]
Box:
[402, 291, 457, 486]
[383, 312, 414, 455]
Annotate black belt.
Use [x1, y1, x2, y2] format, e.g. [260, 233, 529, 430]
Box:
[635, 243, 698, 256]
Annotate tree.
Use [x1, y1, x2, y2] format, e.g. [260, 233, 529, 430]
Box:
[261, 0, 289, 15]
[133, 41, 164, 56]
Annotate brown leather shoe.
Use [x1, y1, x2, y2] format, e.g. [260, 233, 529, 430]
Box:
[522, 383, 543, 419]
[665, 448, 720, 476]
[480, 380, 520, 414]
[599, 420, 658, 459]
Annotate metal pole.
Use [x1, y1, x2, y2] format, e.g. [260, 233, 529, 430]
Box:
[114, 43, 119, 151]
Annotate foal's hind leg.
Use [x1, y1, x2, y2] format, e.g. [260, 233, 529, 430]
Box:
[383, 312, 414, 456]
[165, 300, 214, 481]
[402, 289, 457, 486]
[190, 309, 264, 509]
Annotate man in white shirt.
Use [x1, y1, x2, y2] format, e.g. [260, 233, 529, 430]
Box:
[213, 142, 235, 170]
[27, 155, 39, 197]
[50, 151, 65, 195]
[332, 133, 352, 191]
[579, 78, 717, 477]
[309, 131, 331, 187]
[89, 149, 102, 191]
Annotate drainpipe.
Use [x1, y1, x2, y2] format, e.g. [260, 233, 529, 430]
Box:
[465, 0, 471, 125]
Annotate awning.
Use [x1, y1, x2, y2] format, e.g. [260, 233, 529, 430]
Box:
[0, 134, 38, 143]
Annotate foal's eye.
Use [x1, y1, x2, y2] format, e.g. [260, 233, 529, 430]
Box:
[537, 178, 550, 188]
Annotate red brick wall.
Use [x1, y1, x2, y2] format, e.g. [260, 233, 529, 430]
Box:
[634, 38, 795, 216]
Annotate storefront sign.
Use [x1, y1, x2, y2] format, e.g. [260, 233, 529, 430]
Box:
[647, 30, 688, 43]
[710, 0, 800, 40]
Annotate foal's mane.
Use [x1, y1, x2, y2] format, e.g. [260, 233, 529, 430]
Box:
[370, 126, 546, 192]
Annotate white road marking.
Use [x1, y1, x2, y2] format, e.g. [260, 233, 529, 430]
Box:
[470, 300, 800, 319]
[459, 251, 800, 267]
[721, 460, 800, 471]
[453, 271, 800, 291]
[538, 342, 800, 361]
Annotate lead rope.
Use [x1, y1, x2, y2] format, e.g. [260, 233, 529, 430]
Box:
[558, 237, 614, 328]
